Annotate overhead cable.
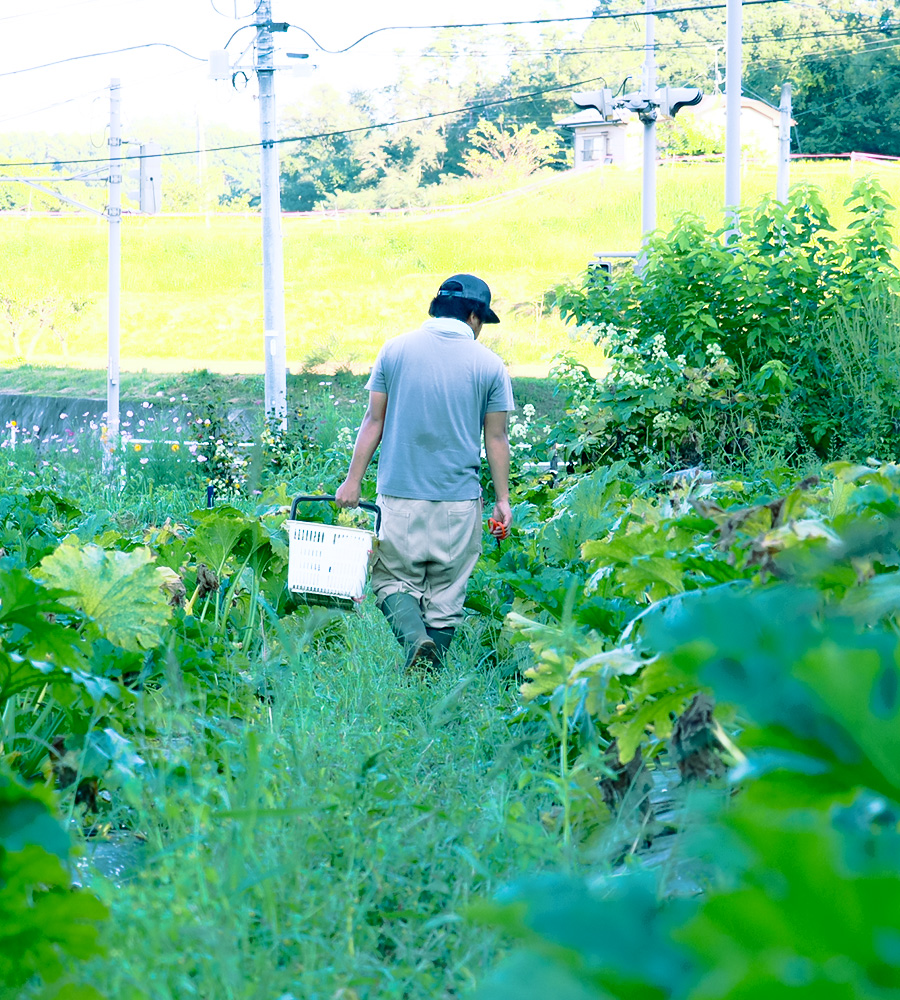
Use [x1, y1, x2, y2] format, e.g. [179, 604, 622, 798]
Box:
[0, 72, 611, 169]
[0, 43, 207, 78]
[414, 20, 900, 59]
[286, 0, 792, 54]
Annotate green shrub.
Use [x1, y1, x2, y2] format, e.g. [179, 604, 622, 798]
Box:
[552, 176, 900, 469]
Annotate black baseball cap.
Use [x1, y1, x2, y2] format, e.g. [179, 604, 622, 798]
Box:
[436, 273, 500, 324]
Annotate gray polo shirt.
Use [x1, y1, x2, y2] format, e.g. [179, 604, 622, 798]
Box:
[366, 318, 515, 501]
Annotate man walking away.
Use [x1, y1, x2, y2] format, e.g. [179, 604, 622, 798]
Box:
[335, 273, 514, 673]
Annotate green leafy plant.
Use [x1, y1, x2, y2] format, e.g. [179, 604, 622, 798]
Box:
[552, 177, 900, 468]
[475, 525, 900, 998]
[0, 766, 107, 998]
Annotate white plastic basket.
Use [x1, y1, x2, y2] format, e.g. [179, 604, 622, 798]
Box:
[286, 496, 381, 603]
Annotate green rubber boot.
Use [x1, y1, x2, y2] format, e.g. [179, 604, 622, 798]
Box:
[380, 592, 441, 674]
[425, 627, 455, 666]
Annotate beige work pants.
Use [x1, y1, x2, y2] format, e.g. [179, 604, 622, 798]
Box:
[371, 494, 483, 628]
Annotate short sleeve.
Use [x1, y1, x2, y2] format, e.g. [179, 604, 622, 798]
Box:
[485, 366, 515, 413]
[366, 350, 388, 394]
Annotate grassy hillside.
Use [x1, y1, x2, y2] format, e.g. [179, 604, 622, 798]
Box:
[1, 159, 897, 371]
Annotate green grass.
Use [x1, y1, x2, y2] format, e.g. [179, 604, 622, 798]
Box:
[3, 160, 898, 371]
[54, 607, 563, 1000]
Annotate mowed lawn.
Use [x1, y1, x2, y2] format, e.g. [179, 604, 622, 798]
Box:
[1, 159, 896, 370]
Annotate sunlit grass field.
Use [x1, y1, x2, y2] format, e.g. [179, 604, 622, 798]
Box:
[2, 159, 898, 371]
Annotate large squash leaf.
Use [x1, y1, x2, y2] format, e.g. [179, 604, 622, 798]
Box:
[188, 506, 254, 574]
[38, 539, 172, 651]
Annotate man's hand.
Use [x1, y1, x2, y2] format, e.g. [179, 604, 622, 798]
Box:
[492, 498, 512, 532]
[335, 479, 361, 509]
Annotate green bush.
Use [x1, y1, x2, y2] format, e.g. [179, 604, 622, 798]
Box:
[552, 176, 900, 470]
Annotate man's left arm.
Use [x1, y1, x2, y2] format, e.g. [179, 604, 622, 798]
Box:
[483, 410, 512, 530]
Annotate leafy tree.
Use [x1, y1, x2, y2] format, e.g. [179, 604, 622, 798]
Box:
[462, 117, 567, 178]
[794, 44, 900, 155]
[657, 111, 725, 156]
[279, 84, 374, 210]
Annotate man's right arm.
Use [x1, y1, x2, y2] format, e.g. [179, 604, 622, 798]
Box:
[335, 390, 388, 508]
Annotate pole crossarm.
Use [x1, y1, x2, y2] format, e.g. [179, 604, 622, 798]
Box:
[59, 166, 109, 182]
[0, 176, 106, 217]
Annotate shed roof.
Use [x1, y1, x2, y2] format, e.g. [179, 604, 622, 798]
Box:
[555, 108, 626, 129]
[693, 93, 796, 126]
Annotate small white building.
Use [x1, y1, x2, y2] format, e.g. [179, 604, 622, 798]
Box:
[554, 108, 636, 169]
[689, 95, 794, 163]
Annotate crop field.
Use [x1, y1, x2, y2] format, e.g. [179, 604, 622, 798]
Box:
[1, 159, 897, 373]
[6, 165, 900, 1000]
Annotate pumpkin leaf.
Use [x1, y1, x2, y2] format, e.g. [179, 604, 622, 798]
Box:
[38, 539, 172, 651]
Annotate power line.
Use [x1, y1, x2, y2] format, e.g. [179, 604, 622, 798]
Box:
[0, 86, 110, 126]
[748, 31, 900, 70]
[223, 23, 258, 49]
[0, 43, 207, 79]
[0, 73, 612, 170]
[285, 0, 792, 55]
[413, 20, 900, 59]
[792, 78, 886, 116]
[209, 0, 262, 17]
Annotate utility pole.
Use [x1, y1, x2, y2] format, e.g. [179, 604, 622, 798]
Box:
[724, 0, 742, 231]
[777, 81, 792, 204]
[573, 83, 701, 275]
[642, 0, 657, 241]
[255, 0, 288, 424]
[107, 78, 122, 467]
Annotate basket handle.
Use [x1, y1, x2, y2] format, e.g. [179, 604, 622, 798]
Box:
[289, 494, 382, 534]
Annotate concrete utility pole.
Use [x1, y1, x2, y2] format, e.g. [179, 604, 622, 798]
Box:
[777, 81, 792, 204]
[107, 78, 122, 465]
[724, 0, 742, 229]
[255, 0, 288, 423]
[642, 0, 657, 239]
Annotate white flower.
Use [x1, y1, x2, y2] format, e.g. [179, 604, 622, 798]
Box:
[653, 412, 672, 430]
[650, 333, 668, 362]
